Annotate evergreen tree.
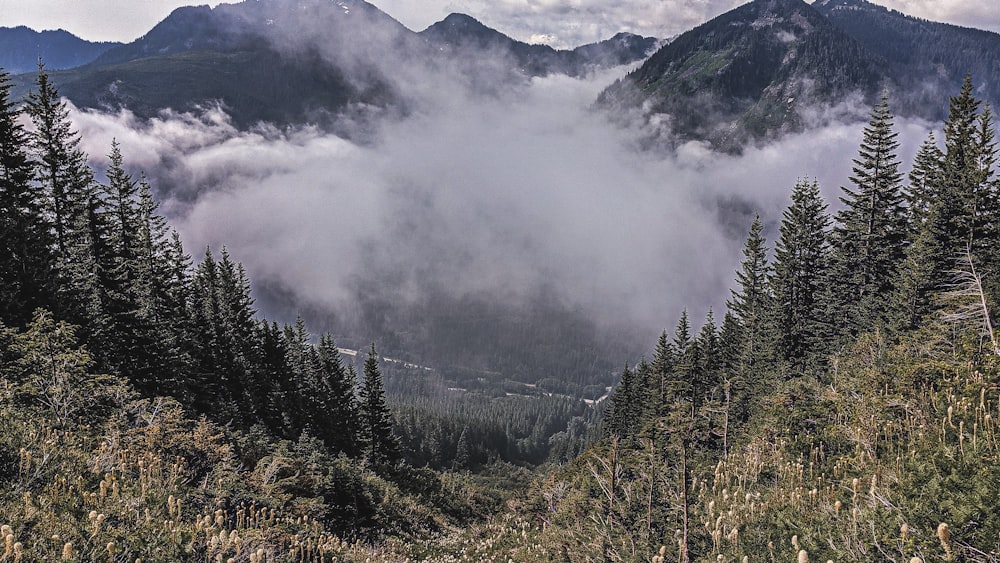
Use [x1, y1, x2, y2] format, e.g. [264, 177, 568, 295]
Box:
[454, 426, 470, 470]
[728, 217, 772, 365]
[907, 133, 945, 231]
[606, 363, 639, 438]
[645, 330, 675, 420]
[770, 179, 830, 373]
[894, 78, 1000, 327]
[727, 216, 772, 421]
[0, 67, 53, 325]
[893, 133, 946, 330]
[359, 343, 400, 465]
[24, 64, 92, 255]
[827, 91, 907, 336]
[95, 140, 145, 382]
[24, 63, 98, 323]
[316, 333, 360, 455]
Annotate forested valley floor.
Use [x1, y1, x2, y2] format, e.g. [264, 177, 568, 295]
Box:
[3, 66, 1000, 561]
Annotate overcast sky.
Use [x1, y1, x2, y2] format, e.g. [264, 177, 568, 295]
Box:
[0, 0, 997, 46]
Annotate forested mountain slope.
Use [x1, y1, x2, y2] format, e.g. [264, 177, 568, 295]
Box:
[408, 77, 1000, 561]
[8, 0, 655, 129]
[0, 26, 120, 75]
[600, 0, 1000, 151]
[4, 7, 1000, 561]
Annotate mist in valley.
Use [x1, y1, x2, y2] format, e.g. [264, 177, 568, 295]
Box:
[63, 22, 938, 383]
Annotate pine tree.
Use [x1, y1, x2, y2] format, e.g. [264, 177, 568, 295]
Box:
[893, 133, 946, 330]
[316, 333, 359, 455]
[24, 64, 98, 324]
[606, 363, 639, 438]
[770, 179, 830, 373]
[95, 140, 145, 382]
[454, 426, 471, 470]
[727, 216, 773, 421]
[894, 78, 1000, 327]
[827, 91, 907, 336]
[728, 216, 772, 373]
[645, 330, 675, 420]
[359, 343, 400, 465]
[0, 67, 53, 325]
[907, 133, 945, 231]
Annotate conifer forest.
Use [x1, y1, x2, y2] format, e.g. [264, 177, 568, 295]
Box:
[4, 11, 1000, 563]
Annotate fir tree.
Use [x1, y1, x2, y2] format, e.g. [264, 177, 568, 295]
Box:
[727, 216, 773, 420]
[893, 133, 946, 330]
[24, 63, 99, 325]
[606, 363, 639, 438]
[770, 179, 830, 373]
[827, 91, 907, 336]
[316, 333, 359, 455]
[24, 63, 93, 259]
[95, 140, 145, 382]
[359, 343, 400, 465]
[0, 67, 53, 325]
[728, 216, 772, 371]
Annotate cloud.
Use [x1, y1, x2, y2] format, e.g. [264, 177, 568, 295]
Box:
[68, 59, 937, 348]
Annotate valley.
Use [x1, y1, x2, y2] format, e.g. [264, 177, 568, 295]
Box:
[2, 0, 1000, 560]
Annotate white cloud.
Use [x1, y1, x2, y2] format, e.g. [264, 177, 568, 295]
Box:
[68, 62, 937, 341]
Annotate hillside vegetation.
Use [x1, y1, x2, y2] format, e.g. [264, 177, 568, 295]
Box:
[2, 57, 1000, 563]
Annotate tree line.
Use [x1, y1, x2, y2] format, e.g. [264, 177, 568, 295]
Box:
[598, 76, 1000, 561]
[0, 65, 400, 467]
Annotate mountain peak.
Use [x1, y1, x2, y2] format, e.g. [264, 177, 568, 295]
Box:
[0, 26, 121, 74]
[597, 0, 883, 150]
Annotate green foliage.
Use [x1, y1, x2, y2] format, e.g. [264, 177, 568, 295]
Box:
[360, 344, 401, 466]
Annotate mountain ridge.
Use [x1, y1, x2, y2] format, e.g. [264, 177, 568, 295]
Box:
[0, 26, 121, 75]
[598, 0, 1000, 150]
[7, 0, 656, 129]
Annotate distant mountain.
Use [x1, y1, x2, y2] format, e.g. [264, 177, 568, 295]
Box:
[419, 14, 657, 77]
[0, 26, 120, 75]
[813, 0, 1000, 117]
[598, 0, 1000, 151]
[12, 0, 411, 129]
[598, 0, 886, 150]
[9, 0, 655, 129]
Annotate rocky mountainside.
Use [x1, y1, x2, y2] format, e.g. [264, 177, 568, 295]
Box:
[598, 0, 886, 150]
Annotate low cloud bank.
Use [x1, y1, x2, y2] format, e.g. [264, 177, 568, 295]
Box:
[71, 65, 934, 347]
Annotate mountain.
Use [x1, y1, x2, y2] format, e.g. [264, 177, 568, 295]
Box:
[418, 14, 657, 77]
[598, 0, 1000, 151]
[0, 26, 120, 75]
[813, 0, 1000, 117]
[13, 0, 412, 129]
[598, 0, 886, 150]
[10, 1, 655, 129]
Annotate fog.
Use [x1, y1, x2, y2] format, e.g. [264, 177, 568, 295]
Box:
[69, 49, 936, 359]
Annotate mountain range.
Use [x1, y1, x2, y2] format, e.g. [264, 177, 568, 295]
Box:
[5, 0, 656, 129]
[8, 0, 998, 148]
[5, 0, 1000, 388]
[598, 0, 1000, 150]
[0, 26, 120, 75]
